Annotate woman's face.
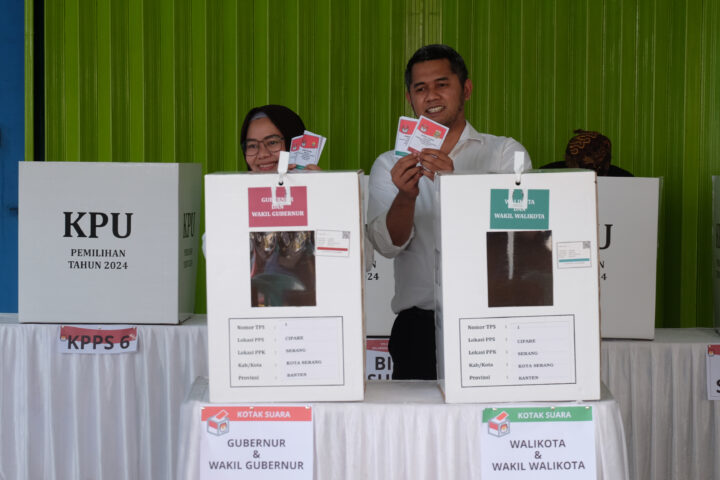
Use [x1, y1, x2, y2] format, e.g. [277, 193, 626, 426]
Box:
[245, 117, 284, 172]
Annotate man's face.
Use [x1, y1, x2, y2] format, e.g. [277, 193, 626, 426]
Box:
[406, 59, 472, 130]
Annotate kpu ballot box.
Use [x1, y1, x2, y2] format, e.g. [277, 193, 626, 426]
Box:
[434, 170, 601, 403]
[19, 161, 202, 324]
[205, 171, 365, 402]
[597, 177, 660, 339]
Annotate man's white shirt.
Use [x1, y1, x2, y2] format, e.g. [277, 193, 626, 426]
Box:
[366, 121, 531, 313]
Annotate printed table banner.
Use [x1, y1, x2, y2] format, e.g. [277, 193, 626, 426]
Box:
[200, 405, 313, 480]
[480, 406, 596, 479]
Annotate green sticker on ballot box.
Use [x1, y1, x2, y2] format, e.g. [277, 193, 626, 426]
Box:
[490, 189, 550, 230]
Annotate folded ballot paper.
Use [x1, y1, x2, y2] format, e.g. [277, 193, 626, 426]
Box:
[289, 130, 326, 168]
[394, 115, 449, 160]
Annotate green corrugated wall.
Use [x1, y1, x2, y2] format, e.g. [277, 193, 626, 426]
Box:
[26, 0, 720, 327]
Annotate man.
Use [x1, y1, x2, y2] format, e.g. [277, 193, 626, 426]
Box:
[366, 44, 531, 380]
[541, 129, 633, 177]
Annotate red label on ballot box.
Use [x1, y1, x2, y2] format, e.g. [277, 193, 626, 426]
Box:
[202, 406, 312, 422]
[58, 325, 138, 354]
[248, 186, 308, 228]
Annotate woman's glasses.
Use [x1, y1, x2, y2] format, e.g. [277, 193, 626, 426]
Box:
[244, 135, 285, 157]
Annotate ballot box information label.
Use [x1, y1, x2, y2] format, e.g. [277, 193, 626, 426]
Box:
[557, 241, 592, 269]
[200, 405, 313, 480]
[481, 406, 596, 479]
[315, 230, 350, 257]
[229, 316, 344, 387]
[460, 315, 576, 387]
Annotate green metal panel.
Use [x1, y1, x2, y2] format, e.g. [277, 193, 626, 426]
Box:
[29, 0, 720, 325]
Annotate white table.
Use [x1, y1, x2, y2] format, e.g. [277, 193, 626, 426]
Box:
[177, 377, 629, 480]
[1, 313, 714, 480]
[0, 314, 208, 480]
[601, 328, 720, 480]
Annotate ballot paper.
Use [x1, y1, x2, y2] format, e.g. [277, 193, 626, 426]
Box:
[290, 130, 326, 168]
[406, 115, 448, 153]
[394, 116, 419, 159]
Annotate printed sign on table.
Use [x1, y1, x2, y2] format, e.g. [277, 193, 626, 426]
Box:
[57, 325, 138, 354]
[706, 345, 720, 400]
[366, 337, 393, 380]
[480, 406, 596, 479]
[200, 405, 313, 480]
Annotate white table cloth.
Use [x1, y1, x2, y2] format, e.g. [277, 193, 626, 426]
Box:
[0, 314, 208, 480]
[177, 378, 629, 480]
[601, 328, 720, 480]
[2, 314, 715, 480]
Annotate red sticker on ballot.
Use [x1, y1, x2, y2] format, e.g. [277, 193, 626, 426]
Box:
[248, 186, 308, 228]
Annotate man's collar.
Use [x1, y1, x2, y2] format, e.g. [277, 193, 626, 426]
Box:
[457, 121, 483, 144]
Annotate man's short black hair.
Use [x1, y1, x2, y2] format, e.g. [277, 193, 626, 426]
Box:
[404, 44, 468, 91]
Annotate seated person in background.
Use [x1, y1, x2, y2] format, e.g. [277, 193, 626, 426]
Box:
[541, 129, 633, 176]
[240, 104, 321, 171]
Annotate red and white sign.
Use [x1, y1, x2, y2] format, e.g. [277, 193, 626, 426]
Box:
[57, 324, 138, 354]
[200, 405, 313, 480]
[248, 187, 308, 228]
[366, 337, 393, 380]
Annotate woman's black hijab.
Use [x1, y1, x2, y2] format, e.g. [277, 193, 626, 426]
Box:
[240, 105, 306, 170]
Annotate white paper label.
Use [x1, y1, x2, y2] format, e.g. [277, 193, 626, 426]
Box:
[706, 345, 720, 400]
[459, 316, 576, 387]
[315, 230, 350, 257]
[200, 405, 313, 480]
[57, 324, 138, 354]
[229, 316, 344, 387]
[557, 241, 592, 268]
[481, 406, 596, 479]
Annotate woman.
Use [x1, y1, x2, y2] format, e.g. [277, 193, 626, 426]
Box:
[240, 105, 321, 171]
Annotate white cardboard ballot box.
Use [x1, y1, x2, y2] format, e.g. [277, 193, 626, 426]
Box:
[19, 161, 202, 324]
[205, 170, 365, 402]
[597, 177, 660, 339]
[434, 170, 601, 403]
[361, 175, 396, 337]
